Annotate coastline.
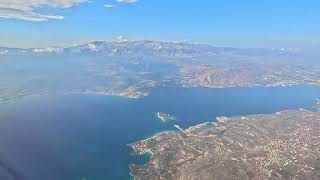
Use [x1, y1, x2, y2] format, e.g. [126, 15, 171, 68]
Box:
[2, 83, 319, 106]
[129, 107, 320, 179]
[128, 103, 320, 179]
[1, 85, 320, 180]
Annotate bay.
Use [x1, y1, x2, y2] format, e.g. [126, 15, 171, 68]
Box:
[0, 85, 319, 180]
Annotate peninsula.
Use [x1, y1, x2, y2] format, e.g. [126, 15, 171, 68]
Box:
[130, 108, 320, 180]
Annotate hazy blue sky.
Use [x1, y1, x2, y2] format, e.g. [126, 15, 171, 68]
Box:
[0, 0, 319, 48]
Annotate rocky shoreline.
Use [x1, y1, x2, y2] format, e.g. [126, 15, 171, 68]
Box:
[130, 107, 320, 180]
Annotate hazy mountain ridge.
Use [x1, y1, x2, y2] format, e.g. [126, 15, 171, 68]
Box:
[0, 40, 296, 58]
[0, 41, 319, 103]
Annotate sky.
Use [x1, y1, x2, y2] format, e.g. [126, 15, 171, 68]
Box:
[0, 0, 320, 49]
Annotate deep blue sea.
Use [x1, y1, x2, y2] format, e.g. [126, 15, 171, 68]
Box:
[0, 86, 319, 180]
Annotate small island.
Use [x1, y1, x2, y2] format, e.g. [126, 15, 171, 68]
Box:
[156, 112, 176, 122]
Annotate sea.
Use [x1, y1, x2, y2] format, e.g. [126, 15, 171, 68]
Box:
[0, 85, 319, 180]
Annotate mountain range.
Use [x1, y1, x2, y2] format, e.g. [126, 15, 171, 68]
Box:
[0, 40, 319, 103]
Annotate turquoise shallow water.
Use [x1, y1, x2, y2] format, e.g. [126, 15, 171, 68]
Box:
[0, 85, 319, 180]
